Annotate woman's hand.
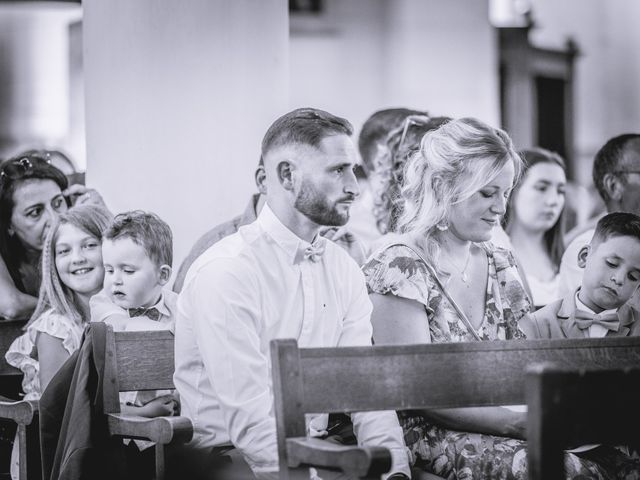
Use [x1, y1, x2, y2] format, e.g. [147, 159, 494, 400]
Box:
[63, 184, 107, 209]
[134, 394, 176, 418]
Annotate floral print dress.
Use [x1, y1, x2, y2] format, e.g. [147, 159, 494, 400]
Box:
[363, 243, 630, 480]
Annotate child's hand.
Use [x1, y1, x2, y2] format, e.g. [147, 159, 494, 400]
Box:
[138, 394, 176, 418]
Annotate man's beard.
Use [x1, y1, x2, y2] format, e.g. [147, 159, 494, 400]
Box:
[294, 179, 352, 227]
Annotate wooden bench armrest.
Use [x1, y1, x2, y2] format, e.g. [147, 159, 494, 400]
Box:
[0, 396, 38, 424]
[106, 413, 193, 445]
[286, 437, 391, 478]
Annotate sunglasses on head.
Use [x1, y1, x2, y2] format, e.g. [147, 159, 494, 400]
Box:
[397, 115, 432, 151]
[0, 154, 52, 184]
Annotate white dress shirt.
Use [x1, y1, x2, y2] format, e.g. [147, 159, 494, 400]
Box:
[174, 205, 409, 476]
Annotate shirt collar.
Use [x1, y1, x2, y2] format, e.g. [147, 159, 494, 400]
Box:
[256, 204, 315, 265]
[148, 292, 171, 317]
[574, 289, 617, 316]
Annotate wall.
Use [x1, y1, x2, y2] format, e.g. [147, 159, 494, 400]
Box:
[289, 0, 500, 141]
[83, 0, 289, 272]
[530, 0, 640, 186]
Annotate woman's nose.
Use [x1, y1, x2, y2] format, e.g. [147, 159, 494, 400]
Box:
[491, 195, 507, 215]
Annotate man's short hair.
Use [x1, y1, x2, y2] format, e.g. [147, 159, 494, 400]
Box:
[592, 211, 640, 246]
[103, 210, 173, 267]
[261, 108, 353, 158]
[593, 134, 640, 204]
[358, 108, 428, 174]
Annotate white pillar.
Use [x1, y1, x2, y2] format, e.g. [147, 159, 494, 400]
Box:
[0, 2, 80, 158]
[83, 0, 289, 270]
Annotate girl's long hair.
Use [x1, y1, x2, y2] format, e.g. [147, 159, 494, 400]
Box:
[27, 204, 112, 328]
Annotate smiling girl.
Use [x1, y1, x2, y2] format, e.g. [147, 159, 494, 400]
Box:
[6, 204, 112, 398]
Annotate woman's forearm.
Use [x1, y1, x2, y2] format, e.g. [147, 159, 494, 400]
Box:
[420, 406, 527, 440]
[0, 290, 37, 320]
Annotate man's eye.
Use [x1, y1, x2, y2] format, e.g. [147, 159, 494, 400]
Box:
[335, 167, 344, 174]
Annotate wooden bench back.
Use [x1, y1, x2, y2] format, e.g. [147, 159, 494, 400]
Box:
[271, 336, 640, 441]
[101, 324, 175, 413]
[526, 364, 640, 480]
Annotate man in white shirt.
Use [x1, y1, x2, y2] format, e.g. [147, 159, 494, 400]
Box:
[174, 108, 410, 479]
[559, 133, 640, 301]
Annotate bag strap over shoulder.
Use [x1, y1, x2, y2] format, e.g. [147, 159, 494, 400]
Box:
[386, 242, 483, 341]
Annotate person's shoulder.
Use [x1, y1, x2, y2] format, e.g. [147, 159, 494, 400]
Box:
[183, 226, 263, 290]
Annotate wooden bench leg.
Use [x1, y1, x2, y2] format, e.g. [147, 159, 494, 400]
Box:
[17, 424, 27, 480]
[155, 443, 165, 480]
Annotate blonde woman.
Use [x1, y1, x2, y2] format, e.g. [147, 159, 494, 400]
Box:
[362, 118, 608, 478]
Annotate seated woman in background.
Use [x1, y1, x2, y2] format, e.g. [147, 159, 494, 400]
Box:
[362, 118, 607, 479]
[0, 152, 104, 320]
[372, 114, 450, 237]
[503, 148, 567, 308]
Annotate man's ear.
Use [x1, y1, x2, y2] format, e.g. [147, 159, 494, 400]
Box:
[276, 161, 295, 191]
[255, 165, 267, 195]
[577, 245, 590, 269]
[602, 172, 625, 203]
[158, 265, 172, 286]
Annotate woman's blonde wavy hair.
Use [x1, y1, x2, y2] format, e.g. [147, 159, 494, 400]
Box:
[398, 117, 522, 268]
[26, 204, 113, 329]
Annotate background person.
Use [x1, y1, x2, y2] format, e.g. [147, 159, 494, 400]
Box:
[503, 148, 567, 308]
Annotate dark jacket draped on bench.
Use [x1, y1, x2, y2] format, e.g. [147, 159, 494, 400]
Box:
[39, 324, 128, 480]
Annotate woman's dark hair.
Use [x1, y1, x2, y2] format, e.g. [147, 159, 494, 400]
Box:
[0, 152, 68, 293]
[503, 147, 566, 270]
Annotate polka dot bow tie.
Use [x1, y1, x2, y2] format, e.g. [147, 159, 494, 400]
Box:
[294, 237, 327, 264]
[574, 310, 620, 332]
[128, 306, 161, 321]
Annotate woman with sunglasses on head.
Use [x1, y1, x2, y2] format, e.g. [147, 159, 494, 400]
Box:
[503, 148, 567, 309]
[362, 118, 606, 479]
[0, 152, 105, 320]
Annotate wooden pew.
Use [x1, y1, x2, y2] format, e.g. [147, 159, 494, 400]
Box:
[0, 320, 39, 480]
[96, 322, 193, 480]
[526, 364, 640, 480]
[270, 336, 640, 479]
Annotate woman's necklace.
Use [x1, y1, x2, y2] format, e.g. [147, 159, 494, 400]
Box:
[442, 249, 472, 284]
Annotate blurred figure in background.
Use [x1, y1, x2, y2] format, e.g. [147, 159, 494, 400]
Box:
[349, 107, 429, 250]
[504, 148, 567, 308]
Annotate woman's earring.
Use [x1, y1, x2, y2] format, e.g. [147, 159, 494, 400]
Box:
[436, 221, 449, 231]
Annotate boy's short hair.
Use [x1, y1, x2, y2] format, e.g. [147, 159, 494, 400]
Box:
[103, 210, 173, 267]
[592, 212, 640, 246]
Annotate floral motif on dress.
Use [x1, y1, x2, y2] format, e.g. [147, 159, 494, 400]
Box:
[362, 243, 635, 479]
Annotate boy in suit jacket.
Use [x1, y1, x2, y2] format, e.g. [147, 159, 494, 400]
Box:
[522, 212, 640, 339]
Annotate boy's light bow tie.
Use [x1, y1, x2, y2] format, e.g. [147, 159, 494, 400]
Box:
[574, 310, 620, 331]
[294, 238, 326, 264]
[128, 306, 161, 321]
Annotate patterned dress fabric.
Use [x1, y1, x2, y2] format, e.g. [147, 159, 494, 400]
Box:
[363, 242, 631, 480]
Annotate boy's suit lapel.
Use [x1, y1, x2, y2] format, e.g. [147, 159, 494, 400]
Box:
[557, 294, 588, 339]
[606, 303, 635, 337]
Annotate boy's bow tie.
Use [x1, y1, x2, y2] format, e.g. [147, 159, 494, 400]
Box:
[128, 306, 161, 321]
[294, 238, 326, 264]
[574, 310, 619, 331]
